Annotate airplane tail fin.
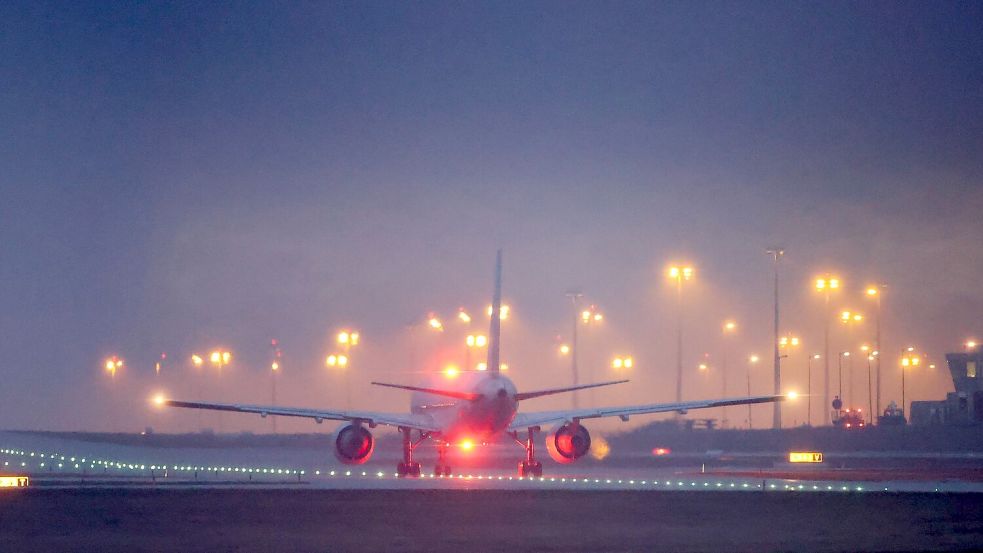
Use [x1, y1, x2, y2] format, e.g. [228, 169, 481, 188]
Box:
[515, 380, 629, 401]
[487, 249, 503, 376]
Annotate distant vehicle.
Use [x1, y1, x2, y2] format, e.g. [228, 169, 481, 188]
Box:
[161, 252, 786, 477]
[833, 408, 866, 429]
[878, 401, 906, 426]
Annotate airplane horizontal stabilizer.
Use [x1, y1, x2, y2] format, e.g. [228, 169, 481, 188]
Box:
[370, 381, 482, 401]
[515, 379, 629, 401]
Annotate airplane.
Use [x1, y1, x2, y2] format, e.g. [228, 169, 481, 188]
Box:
[162, 251, 787, 477]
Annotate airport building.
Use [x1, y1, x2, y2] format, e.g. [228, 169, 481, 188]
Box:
[910, 348, 983, 425]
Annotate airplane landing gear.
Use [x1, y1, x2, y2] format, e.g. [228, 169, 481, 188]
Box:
[434, 442, 452, 477]
[515, 427, 543, 478]
[396, 426, 422, 478]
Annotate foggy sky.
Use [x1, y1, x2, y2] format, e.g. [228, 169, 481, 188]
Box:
[2, 1, 981, 432]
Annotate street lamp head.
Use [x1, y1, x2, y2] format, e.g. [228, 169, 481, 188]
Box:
[191, 354, 203, 367]
[967, 340, 978, 350]
[668, 265, 694, 281]
[749, 355, 760, 363]
[559, 344, 570, 355]
[457, 308, 471, 324]
[723, 320, 737, 333]
[427, 314, 443, 331]
[271, 361, 279, 372]
[812, 354, 821, 360]
[210, 351, 221, 364]
[866, 287, 879, 296]
[486, 304, 510, 320]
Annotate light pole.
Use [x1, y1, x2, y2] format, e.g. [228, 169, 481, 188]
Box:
[104, 356, 123, 382]
[815, 275, 840, 425]
[668, 265, 695, 407]
[191, 354, 204, 431]
[900, 347, 920, 424]
[778, 333, 799, 426]
[838, 310, 863, 407]
[866, 285, 884, 420]
[155, 353, 166, 378]
[336, 330, 359, 410]
[209, 350, 231, 432]
[466, 334, 487, 372]
[270, 339, 282, 434]
[807, 354, 820, 426]
[721, 320, 737, 427]
[565, 292, 603, 408]
[747, 354, 759, 428]
[837, 351, 850, 403]
[860, 345, 876, 425]
[766, 248, 784, 429]
[564, 291, 583, 408]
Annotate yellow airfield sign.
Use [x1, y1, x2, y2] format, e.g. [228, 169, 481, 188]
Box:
[788, 452, 824, 463]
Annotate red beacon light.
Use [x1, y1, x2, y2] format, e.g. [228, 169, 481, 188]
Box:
[652, 447, 672, 456]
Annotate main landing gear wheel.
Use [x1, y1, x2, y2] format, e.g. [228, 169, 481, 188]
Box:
[396, 426, 423, 478]
[397, 462, 422, 477]
[515, 427, 544, 478]
[518, 460, 543, 478]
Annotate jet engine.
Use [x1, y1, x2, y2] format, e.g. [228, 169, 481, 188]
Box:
[333, 424, 375, 465]
[545, 422, 591, 464]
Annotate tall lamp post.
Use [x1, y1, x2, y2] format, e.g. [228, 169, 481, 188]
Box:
[839, 310, 863, 406]
[747, 354, 760, 428]
[766, 248, 784, 429]
[270, 339, 282, 434]
[778, 333, 799, 425]
[865, 285, 885, 420]
[336, 330, 359, 410]
[564, 291, 584, 408]
[565, 292, 603, 408]
[668, 265, 695, 407]
[721, 320, 737, 427]
[191, 354, 204, 431]
[900, 347, 920, 424]
[807, 354, 820, 426]
[815, 275, 840, 425]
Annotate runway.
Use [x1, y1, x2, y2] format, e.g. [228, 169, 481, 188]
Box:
[2, 488, 981, 553]
[3, 430, 983, 494]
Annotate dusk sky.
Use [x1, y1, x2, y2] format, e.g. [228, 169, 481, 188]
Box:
[2, 2, 981, 432]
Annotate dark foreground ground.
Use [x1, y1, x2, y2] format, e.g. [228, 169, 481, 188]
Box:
[1, 489, 981, 552]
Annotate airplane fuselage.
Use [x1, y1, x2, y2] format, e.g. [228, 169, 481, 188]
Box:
[410, 372, 518, 442]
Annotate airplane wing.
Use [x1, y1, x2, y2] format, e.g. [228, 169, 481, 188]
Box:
[163, 400, 441, 432]
[508, 394, 785, 431]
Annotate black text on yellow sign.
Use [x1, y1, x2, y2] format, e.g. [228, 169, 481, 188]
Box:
[788, 452, 823, 463]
